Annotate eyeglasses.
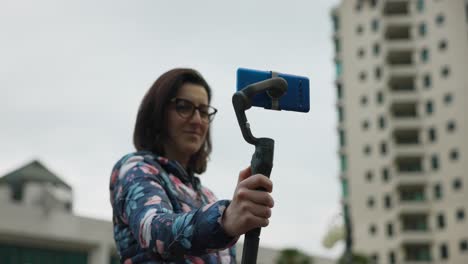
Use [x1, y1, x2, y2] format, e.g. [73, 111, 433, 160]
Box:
[170, 98, 218, 123]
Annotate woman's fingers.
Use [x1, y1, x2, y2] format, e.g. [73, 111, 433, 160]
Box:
[222, 169, 274, 237]
[239, 174, 273, 193]
[237, 166, 252, 184]
[236, 188, 274, 208]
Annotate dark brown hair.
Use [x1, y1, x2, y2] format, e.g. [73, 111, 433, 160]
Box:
[133, 68, 213, 174]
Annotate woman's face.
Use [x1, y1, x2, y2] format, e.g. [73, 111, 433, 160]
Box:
[164, 83, 210, 161]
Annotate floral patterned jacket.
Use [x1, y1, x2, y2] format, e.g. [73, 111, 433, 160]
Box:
[109, 151, 237, 263]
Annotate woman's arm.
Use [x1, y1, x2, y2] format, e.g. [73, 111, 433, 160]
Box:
[112, 161, 237, 259]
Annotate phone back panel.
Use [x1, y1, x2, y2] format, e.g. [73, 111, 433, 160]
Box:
[236, 68, 310, 112]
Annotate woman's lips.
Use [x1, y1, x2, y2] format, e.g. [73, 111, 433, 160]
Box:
[184, 130, 202, 137]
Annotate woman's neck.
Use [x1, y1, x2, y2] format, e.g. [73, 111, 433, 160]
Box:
[163, 147, 189, 169]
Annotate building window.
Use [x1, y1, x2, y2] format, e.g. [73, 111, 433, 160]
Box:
[389, 251, 396, 264]
[372, 18, 379, 32]
[384, 194, 392, 209]
[382, 167, 390, 182]
[423, 74, 432, 88]
[359, 71, 367, 81]
[428, 127, 437, 142]
[356, 0, 363, 12]
[380, 142, 387, 155]
[447, 120, 456, 132]
[437, 213, 446, 229]
[431, 154, 440, 170]
[361, 95, 368, 106]
[376, 91, 384, 105]
[466, 1, 468, 23]
[338, 106, 344, 122]
[436, 14, 445, 26]
[441, 66, 450, 78]
[457, 208, 465, 221]
[373, 42, 380, 56]
[368, 197, 375, 208]
[336, 83, 343, 99]
[375, 66, 382, 80]
[369, 224, 377, 235]
[371, 254, 379, 263]
[334, 39, 341, 53]
[332, 15, 339, 32]
[362, 120, 370, 130]
[339, 130, 346, 147]
[371, 0, 378, 8]
[453, 179, 462, 191]
[426, 100, 434, 115]
[439, 40, 447, 51]
[341, 154, 347, 172]
[450, 149, 459, 161]
[434, 183, 443, 200]
[366, 170, 374, 182]
[358, 48, 365, 58]
[419, 23, 427, 37]
[460, 240, 468, 252]
[336, 61, 343, 76]
[386, 222, 394, 237]
[421, 48, 429, 63]
[357, 24, 364, 34]
[440, 243, 449, 260]
[444, 93, 453, 105]
[379, 115, 386, 129]
[341, 178, 349, 198]
[364, 145, 372, 155]
[417, 0, 424, 12]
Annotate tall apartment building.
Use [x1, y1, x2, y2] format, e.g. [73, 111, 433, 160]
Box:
[331, 0, 468, 263]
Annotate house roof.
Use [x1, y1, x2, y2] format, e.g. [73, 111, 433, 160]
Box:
[0, 160, 71, 189]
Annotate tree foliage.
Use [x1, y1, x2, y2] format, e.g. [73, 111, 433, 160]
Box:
[276, 248, 313, 264]
[337, 252, 370, 264]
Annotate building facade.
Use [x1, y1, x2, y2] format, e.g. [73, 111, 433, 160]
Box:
[332, 0, 468, 263]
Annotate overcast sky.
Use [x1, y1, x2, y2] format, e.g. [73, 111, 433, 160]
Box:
[1, 0, 343, 259]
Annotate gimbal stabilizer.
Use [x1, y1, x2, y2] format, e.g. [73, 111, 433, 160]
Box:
[232, 77, 288, 264]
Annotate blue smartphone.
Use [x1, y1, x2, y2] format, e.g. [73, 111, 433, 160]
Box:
[236, 68, 310, 112]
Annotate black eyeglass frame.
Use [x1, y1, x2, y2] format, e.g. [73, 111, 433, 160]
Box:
[170, 98, 218, 122]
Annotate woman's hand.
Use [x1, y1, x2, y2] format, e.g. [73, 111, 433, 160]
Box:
[222, 167, 274, 237]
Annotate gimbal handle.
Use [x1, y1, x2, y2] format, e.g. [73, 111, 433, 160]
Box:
[232, 77, 288, 264]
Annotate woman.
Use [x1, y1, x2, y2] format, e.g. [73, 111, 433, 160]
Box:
[109, 68, 274, 263]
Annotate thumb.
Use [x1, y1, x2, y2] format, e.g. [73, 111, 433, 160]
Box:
[237, 166, 252, 184]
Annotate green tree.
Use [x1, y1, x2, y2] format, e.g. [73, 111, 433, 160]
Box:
[337, 252, 370, 264]
[276, 248, 313, 264]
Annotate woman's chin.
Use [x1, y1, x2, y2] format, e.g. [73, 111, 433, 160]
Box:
[183, 143, 202, 156]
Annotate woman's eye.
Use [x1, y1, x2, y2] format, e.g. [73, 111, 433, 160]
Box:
[177, 104, 193, 112]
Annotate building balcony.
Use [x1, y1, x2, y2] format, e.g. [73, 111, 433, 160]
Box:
[394, 129, 420, 145]
[384, 21, 412, 41]
[387, 50, 413, 66]
[391, 101, 418, 118]
[398, 186, 427, 205]
[383, 0, 410, 16]
[394, 156, 423, 173]
[402, 243, 432, 263]
[388, 75, 416, 92]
